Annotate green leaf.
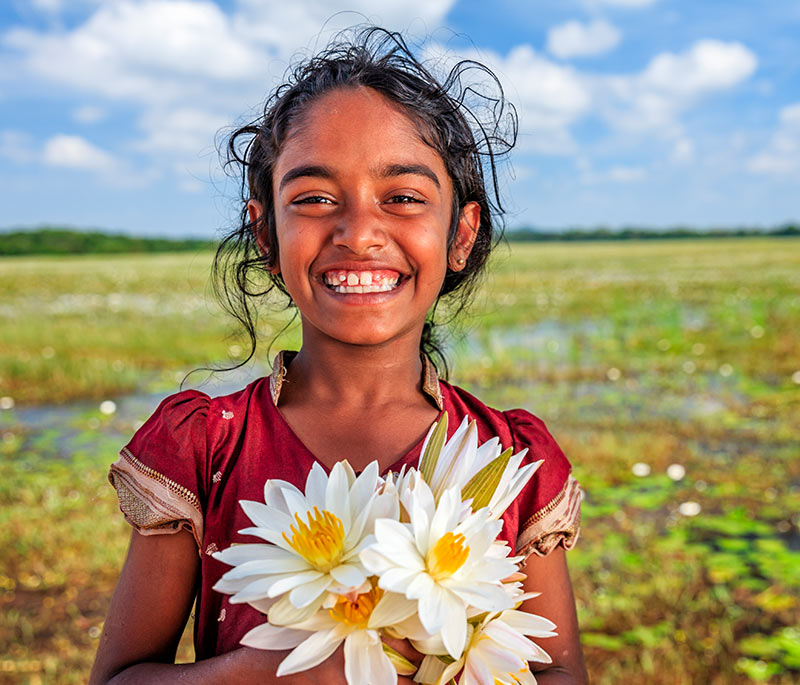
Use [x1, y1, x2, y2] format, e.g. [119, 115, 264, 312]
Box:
[419, 412, 448, 483]
[461, 447, 513, 510]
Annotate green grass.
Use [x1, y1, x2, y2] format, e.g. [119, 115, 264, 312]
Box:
[1, 238, 799, 684]
[0, 252, 298, 404]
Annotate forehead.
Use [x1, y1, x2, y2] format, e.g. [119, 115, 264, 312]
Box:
[276, 86, 446, 174]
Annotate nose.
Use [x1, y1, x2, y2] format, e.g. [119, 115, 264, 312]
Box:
[331, 199, 387, 255]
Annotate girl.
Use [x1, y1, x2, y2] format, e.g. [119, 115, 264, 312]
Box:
[90, 27, 586, 684]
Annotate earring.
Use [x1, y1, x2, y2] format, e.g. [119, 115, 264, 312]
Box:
[456, 258, 465, 265]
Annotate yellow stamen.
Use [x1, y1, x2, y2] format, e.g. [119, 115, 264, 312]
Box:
[494, 670, 525, 685]
[329, 585, 384, 629]
[494, 678, 520, 685]
[282, 506, 345, 571]
[426, 532, 469, 579]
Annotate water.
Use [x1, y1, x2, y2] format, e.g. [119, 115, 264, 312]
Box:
[1, 362, 269, 457]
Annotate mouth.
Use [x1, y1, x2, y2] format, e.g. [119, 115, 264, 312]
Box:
[322, 269, 402, 294]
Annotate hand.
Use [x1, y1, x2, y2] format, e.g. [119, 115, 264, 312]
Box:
[236, 635, 423, 684]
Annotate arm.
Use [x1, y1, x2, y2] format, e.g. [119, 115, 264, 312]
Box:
[518, 547, 587, 684]
[90, 530, 358, 684]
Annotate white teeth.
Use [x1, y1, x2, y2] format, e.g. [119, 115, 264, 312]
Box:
[330, 283, 397, 294]
[323, 270, 400, 293]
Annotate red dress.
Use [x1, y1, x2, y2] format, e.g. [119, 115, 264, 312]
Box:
[109, 354, 581, 660]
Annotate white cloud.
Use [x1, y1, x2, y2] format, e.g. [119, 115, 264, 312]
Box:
[598, 40, 757, 134]
[578, 157, 646, 183]
[0, 130, 36, 163]
[3, 0, 456, 187]
[232, 0, 455, 59]
[136, 107, 230, 159]
[459, 39, 754, 156]
[671, 138, 694, 163]
[640, 40, 757, 97]
[463, 45, 590, 154]
[29, 0, 63, 13]
[547, 19, 621, 59]
[593, 0, 657, 7]
[748, 103, 800, 176]
[607, 165, 645, 182]
[72, 105, 107, 124]
[43, 134, 115, 170]
[4, 1, 267, 103]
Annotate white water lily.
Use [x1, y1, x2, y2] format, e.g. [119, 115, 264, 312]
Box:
[240, 582, 418, 685]
[413, 413, 543, 519]
[416, 607, 557, 685]
[213, 461, 396, 625]
[361, 478, 519, 659]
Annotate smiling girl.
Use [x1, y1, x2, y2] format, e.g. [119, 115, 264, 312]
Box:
[90, 28, 586, 684]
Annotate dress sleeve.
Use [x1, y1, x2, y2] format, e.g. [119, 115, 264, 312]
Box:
[503, 409, 581, 560]
[108, 390, 210, 552]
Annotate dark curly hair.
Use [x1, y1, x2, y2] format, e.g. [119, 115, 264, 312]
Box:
[214, 26, 517, 377]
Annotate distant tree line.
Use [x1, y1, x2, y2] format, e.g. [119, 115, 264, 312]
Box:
[0, 228, 216, 256]
[506, 224, 800, 242]
[0, 224, 798, 256]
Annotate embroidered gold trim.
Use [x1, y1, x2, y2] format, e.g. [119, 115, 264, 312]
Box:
[521, 479, 568, 529]
[517, 476, 582, 559]
[269, 350, 444, 410]
[519, 522, 581, 562]
[270, 351, 289, 406]
[119, 447, 201, 511]
[421, 354, 444, 410]
[109, 449, 204, 552]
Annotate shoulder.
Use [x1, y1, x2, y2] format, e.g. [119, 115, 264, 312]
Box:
[441, 381, 580, 558]
[142, 388, 211, 431]
[502, 407, 572, 486]
[137, 376, 272, 439]
[108, 378, 272, 550]
[440, 382, 569, 468]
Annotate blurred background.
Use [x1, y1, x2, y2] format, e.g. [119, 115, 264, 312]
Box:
[1, 1, 798, 683]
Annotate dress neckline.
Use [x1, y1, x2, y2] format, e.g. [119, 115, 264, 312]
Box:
[264, 352, 450, 476]
[268, 350, 444, 411]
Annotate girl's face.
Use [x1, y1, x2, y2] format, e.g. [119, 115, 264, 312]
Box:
[255, 86, 479, 350]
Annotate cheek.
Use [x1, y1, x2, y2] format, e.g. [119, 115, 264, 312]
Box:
[272, 226, 314, 287]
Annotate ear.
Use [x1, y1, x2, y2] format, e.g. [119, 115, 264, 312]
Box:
[448, 201, 481, 272]
[247, 199, 280, 275]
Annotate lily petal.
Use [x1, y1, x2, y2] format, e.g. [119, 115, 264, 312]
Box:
[240, 622, 309, 650]
[438, 589, 468, 658]
[276, 625, 349, 676]
[499, 610, 557, 637]
[288, 574, 333, 607]
[368, 591, 418, 629]
[329, 563, 367, 589]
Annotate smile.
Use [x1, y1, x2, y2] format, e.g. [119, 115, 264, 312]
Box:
[322, 269, 401, 294]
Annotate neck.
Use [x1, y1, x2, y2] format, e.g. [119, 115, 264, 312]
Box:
[282, 326, 428, 409]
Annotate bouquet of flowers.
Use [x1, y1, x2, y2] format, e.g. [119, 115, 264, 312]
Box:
[213, 413, 557, 685]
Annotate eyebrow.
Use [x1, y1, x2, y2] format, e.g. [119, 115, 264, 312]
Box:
[379, 163, 440, 188]
[279, 165, 334, 190]
[278, 162, 441, 191]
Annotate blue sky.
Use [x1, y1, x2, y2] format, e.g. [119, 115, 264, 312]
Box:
[1, 0, 798, 236]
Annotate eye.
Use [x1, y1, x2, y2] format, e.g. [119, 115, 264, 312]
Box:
[292, 195, 335, 205]
[386, 194, 425, 204]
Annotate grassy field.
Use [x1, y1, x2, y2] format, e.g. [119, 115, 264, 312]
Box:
[1, 239, 799, 683]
